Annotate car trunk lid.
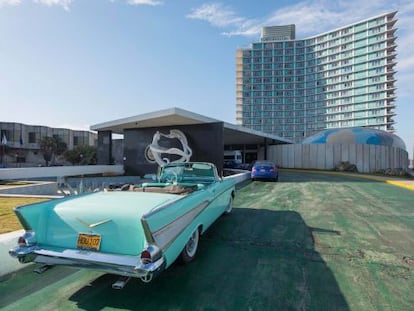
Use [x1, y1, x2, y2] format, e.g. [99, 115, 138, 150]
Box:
[17, 191, 182, 255]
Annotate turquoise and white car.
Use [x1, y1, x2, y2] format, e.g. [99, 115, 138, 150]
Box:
[9, 162, 235, 288]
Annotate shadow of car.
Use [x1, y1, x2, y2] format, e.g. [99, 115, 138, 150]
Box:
[67, 208, 349, 310]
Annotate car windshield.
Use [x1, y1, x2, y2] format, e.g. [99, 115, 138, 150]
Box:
[254, 160, 275, 166]
[159, 163, 216, 183]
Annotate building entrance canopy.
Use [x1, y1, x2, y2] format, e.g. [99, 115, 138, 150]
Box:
[90, 107, 292, 146]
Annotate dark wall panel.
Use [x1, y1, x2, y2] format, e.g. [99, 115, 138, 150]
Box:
[123, 122, 224, 176]
[97, 131, 112, 165]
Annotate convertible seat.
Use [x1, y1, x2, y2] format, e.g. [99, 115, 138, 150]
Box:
[131, 184, 198, 195]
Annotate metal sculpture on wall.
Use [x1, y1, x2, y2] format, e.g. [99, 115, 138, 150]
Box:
[144, 129, 192, 167]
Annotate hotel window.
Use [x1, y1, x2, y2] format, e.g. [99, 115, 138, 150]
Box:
[370, 60, 381, 67]
[344, 82, 353, 87]
[343, 66, 352, 73]
[371, 93, 380, 99]
[73, 136, 81, 146]
[1, 130, 11, 141]
[28, 132, 36, 143]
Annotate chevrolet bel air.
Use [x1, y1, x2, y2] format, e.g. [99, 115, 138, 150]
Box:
[9, 162, 235, 288]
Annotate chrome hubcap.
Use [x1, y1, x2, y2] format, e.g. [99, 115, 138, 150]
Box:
[186, 230, 199, 257]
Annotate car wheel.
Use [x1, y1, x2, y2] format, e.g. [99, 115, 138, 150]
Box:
[224, 195, 233, 215]
[180, 228, 200, 264]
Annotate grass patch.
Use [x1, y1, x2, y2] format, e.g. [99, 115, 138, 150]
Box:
[0, 197, 49, 234]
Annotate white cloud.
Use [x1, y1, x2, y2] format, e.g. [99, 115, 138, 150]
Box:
[187, 3, 247, 28]
[34, 0, 72, 11]
[0, 0, 21, 7]
[187, 0, 413, 39]
[127, 0, 163, 6]
[263, 0, 409, 38]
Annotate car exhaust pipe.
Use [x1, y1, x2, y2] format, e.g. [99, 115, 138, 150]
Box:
[34, 265, 53, 274]
[112, 276, 130, 290]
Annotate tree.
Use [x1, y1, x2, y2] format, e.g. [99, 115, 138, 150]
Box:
[39, 136, 67, 166]
[64, 145, 97, 165]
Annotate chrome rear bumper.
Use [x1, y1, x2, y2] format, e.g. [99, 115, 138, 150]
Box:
[9, 246, 165, 279]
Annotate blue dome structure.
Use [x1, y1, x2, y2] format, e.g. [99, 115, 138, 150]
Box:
[302, 127, 406, 150]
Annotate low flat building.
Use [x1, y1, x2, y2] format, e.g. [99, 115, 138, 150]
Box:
[0, 122, 97, 167]
[90, 107, 292, 176]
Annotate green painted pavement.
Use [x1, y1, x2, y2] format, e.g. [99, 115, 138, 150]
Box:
[1, 171, 413, 310]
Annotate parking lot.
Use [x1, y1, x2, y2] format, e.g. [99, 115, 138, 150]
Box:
[1, 170, 413, 310]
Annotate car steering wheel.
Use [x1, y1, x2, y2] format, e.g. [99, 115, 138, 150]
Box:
[164, 171, 178, 184]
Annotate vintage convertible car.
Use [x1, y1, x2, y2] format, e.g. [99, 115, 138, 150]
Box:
[9, 162, 235, 288]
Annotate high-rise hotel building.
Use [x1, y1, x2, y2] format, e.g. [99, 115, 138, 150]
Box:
[236, 12, 397, 142]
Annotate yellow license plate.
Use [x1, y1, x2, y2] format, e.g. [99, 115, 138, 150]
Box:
[77, 233, 101, 251]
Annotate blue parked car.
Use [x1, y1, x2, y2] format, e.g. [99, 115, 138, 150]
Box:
[251, 160, 279, 182]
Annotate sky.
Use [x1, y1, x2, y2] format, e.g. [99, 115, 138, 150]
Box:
[0, 0, 413, 158]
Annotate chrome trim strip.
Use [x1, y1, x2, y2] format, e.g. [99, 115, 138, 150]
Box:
[152, 201, 209, 251]
[76, 217, 112, 228]
[144, 194, 189, 218]
[143, 183, 234, 253]
[11, 247, 165, 278]
[141, 218, 155, 244]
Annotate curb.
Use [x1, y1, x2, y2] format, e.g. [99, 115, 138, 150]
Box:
[384, 180, 414, 191]
[280, 168, 414, 191]
[0, 230, 31, 277]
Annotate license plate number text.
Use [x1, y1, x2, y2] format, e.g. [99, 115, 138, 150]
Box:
[77, 233, 101, 251]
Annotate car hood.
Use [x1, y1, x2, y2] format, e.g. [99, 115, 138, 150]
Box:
[17, 191, 182, 255]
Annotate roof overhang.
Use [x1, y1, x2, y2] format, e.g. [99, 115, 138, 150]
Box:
[90, 107, 293, 146]
[222, 122, 292, 145]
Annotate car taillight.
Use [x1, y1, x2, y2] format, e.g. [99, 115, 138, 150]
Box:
[252, 167, 257, 172]
[18, 236, 27, 247]
[140, 250, 152, 264]
[17, 231, 36, 247]
[140, 245, 162, 265]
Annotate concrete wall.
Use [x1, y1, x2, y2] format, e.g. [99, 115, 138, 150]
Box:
[267, 144, 409, 173]
[0, 230, 28, 276]
[0, 165, 124, 180]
